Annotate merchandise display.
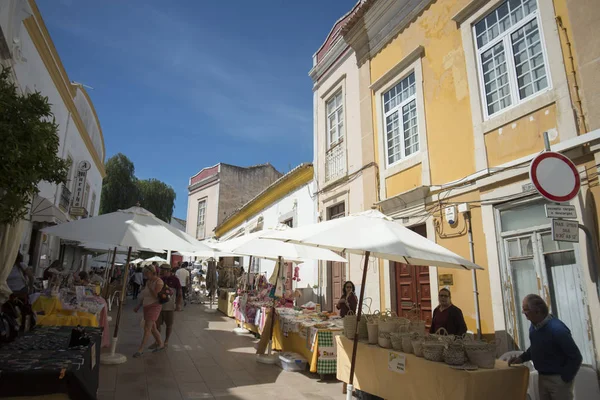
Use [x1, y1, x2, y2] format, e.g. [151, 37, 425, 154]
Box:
[0, 326, 101, 400]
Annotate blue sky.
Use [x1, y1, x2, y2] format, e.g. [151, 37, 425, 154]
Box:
[37, 0, 356, 220]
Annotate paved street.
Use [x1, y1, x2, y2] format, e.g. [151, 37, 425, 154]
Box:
[99, 302, 345, 400]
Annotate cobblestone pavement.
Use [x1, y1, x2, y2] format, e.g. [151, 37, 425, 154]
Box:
[98, 302, 345, 399]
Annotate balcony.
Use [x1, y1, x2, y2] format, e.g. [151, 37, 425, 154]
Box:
[325, 142, 347, 183]
[59, 185, 71, 212]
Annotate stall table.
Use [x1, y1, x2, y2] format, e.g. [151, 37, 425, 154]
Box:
[336, 336, 529, 400]
[217, 291, 236, 318]
[0, 326, 102, 400]
[32, 294, 110, 348]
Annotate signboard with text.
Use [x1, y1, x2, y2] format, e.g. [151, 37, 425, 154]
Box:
[545, 204, 577, 219]
[71, 161, 90, 209]
[551, 219, 579, 243]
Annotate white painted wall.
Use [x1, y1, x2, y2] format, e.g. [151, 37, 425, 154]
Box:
[186, 181, 220, 240]
[1, 4, 104, 269]
[219, 181, 318, 292]
[313, 50, 382, 310]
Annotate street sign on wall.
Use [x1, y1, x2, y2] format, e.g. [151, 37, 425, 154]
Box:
[530, 152, 580, 203]
[545, 204, 577, 219]
[71, 161, 91, 209]
[551, 219, 579, 242]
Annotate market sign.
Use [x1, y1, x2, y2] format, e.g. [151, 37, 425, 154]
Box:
[439, 274, 454, 286]
[545, 204, 577, 219]
[551, 219, 579, 243]
[71, 160, 91, 209]
[69, 207, 88, 217]
[388, 352, 406, 374]
[529, 152, 580, 203]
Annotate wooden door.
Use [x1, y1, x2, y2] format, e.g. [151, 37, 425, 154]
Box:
[285, 262, 293, 292]
[394, 263, 432, 330]
[327, 202, 346, 311]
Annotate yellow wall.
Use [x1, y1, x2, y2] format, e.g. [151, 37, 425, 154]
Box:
[371, 0, 476, 191]
[485, 104, 559, 167]
[385, 164, 422, 196]
[431, 190, 495, 335]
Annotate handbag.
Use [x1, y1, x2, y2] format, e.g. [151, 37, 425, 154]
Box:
[69, 325, 91, 347]
[157, 283, 173, 305]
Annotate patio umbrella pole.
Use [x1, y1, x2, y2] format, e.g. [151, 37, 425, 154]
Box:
[257, 256, 282, 364]
[103, 248, 117, 301]
[465, 212, 482, 339]
[347, 251, 370, 400]
[100, 246, 133, 365]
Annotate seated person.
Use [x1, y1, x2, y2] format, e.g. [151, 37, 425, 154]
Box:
[78, 271, 90, 286]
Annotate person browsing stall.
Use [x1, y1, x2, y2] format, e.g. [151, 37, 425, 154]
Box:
[509, 294, 582, 400]
[175, 262, 191, 307]
[133, 265, 165, 357]
[336, 281, 358, 317]
[429, 288, 467, 336]
[151, 264, 182, 349]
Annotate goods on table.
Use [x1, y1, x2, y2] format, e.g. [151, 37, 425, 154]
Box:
[366, 315, 379, 345]
[464, 338, 497, 369]
[276, 308, 343, 334]
[390, 332, 403, 351]
[378, 332, 392, 348]
[344, 311, 357, 339]
[422, 341, 445, 362]
[412, 338, 425, 357]
[444, 342, 466, 365]
[401, 332, 419, 354]
[279, 352, 308, 372]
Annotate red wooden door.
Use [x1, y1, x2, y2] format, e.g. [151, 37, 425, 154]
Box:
[327, 202, 346, 311]
[285, 262, 293, 291]
[394, 263, 432, 331]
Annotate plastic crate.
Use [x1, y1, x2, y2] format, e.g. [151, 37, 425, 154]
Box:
[278, 352, 307, 372]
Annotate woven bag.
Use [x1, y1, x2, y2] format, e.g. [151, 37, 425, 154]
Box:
[409, 320, 426, 333]
[444, 342, 466, 365]
[412, 338, 425, 357]
[378, 331, 392, 348]
[367, 319, 379, 344]
[464, 339, 496, 369]
[358, 316, 369, 340]
[344, 311, 357, 339]
[390, 332, 403, 351]
[423, 341, 445, 362]
[402, 332, 418, 354]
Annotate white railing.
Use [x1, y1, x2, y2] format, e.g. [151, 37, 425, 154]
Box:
[325, 142, 346, 183]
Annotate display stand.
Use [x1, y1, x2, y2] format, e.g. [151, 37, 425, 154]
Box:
[257, 256, 282, 365]
[204, 260, 218, 314]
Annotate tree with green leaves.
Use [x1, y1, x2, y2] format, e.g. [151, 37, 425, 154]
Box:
[137, 178, 176, 223]
[0, 67, 69, 225]
[99, 153, 139, 215]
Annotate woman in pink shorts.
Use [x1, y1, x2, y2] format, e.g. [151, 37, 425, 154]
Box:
[133, 265, 165, 357]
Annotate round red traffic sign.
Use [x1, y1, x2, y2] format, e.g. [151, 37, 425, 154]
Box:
[529, 151, 580, 202]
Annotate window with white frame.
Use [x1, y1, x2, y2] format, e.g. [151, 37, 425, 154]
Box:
[326, 91, 344, 148]
[196, 199, 206, 238]
[474, 0, 549, 117]
[383, 72, 418, 166]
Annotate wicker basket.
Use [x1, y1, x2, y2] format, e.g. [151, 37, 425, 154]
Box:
[464, 341, 496, 369]
[390, 332, 403, 351]
[432, 327, 455, 343]
[412, 338, 425, 357]
[358, 316, 369, 340]
[344, 311, 357, 340]
[444, 342, 466, 365]
[423, 341, 445, 362]
[378, 332, 392, 348]
[409, 320, 426, 333]
[367, 321, 379, 344]
[402, 332, 418, 354]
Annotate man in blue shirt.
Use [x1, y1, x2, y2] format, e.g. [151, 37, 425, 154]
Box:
[509, 294, 582, 400]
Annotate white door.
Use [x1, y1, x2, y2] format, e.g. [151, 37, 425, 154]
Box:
[498, 201, 595, 366]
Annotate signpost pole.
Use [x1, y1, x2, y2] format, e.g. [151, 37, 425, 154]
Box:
[543, 131, 551, 151]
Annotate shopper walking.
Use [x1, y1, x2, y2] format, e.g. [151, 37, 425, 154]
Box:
[153, 264, 181, 348]
[509, 294, 582, 400]
[176, 262, 191, 307]
[131, 267, 143, 300]
[133, 265, 165, 357]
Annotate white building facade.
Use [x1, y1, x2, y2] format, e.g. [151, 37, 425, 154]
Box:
[214, 164, 319, 301]
[0, 0, 106, 273]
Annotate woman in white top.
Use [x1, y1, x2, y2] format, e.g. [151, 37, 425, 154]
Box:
[133, 265, 164, 357]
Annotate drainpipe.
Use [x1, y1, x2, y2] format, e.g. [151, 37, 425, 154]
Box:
[465, 210, 482, 339]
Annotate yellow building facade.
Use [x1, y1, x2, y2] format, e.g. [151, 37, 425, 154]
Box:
[342, 0, 600, 365]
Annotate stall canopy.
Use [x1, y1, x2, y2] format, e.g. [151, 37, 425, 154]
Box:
[216, 226, 347, 263]
[143, 256, 168, 264]
[262, 209, 483, 399]
[89, 253, 127, 269]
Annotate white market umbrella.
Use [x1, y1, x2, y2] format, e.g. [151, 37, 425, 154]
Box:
[42, 206, 214, 364]
[131, 258, 144, 264]
[262, 209, 483, 398]
[216, 227, 347, 263]
[144, 256, 168, 263]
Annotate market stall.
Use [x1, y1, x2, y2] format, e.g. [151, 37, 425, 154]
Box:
[271, 307, 343, 376]
[0, 326, 102, 400]
[217, 290, 236, 317]
[336, 336, 529, 400]
[31, 289, 110, 348]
